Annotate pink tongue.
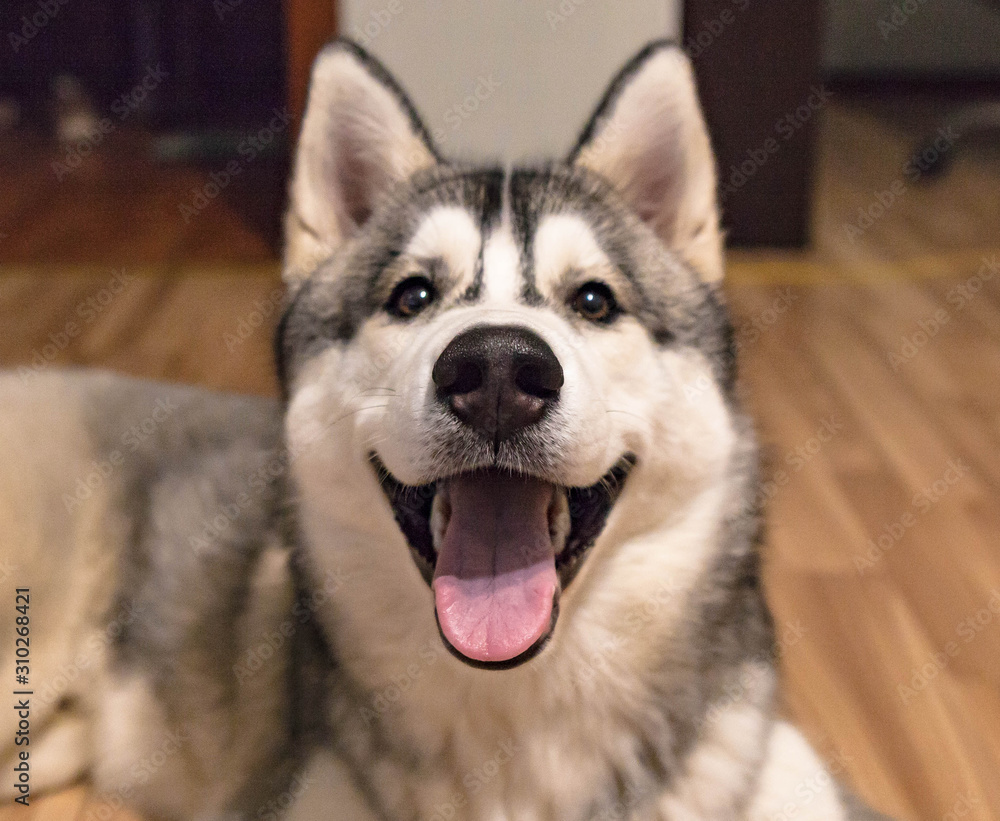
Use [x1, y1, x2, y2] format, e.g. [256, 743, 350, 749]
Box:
[433, 472, 558, 663]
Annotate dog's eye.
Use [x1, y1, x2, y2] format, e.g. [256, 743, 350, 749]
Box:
[387, 276, 436, 318]
[570, 282, 617, 323]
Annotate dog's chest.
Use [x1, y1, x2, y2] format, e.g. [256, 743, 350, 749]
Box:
[330, 662, 676, 821]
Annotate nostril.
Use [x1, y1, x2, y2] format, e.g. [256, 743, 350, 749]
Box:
[514, 357, 563, 400]
[433, 357, 484, 397]
[448, 360, 484, 395]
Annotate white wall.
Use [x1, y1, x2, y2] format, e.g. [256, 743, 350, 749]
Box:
[341, 1, 681, 163]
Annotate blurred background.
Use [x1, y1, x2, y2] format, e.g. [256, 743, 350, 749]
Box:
[0, 1, 998, 819]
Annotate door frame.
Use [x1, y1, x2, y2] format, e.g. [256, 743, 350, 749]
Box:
[683, 0, 824, 246]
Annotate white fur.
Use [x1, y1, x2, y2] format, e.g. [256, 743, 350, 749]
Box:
[533, 213, 615, 291]
[748, 723, 851, 821]
[480, 225, 523, 303]
[404, 206, 482, 280]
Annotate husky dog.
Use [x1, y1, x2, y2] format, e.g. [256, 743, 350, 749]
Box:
[0, 40, 890, 820]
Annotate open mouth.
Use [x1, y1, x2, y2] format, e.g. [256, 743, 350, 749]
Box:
[371, 454, 634, 669]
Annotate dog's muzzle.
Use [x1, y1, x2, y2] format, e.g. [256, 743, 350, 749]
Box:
[432, 325, 563, 447]
[372, 324, 633, 670]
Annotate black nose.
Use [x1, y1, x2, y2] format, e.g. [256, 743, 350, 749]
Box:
[432, 325, 564, 442]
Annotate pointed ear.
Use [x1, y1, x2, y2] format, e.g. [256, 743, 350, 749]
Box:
[570, 41, 723, 283]
[284, 39, 438, 285]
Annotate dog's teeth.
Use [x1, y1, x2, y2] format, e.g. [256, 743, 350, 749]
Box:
[549, 489, 570, 555]
[430, 486, 450, 553]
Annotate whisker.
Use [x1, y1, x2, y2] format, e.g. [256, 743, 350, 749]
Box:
[326, 404, 390, 429]
[605, 409, 645, 422]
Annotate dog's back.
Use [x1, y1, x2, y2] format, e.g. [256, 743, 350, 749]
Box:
[0, 371, 302, 816]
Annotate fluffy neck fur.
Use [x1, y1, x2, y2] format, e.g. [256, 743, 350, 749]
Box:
[295, 451, 774, 821]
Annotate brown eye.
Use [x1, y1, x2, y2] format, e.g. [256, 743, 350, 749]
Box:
[571, 282, 617, 323]
[387, 276, 436, 318]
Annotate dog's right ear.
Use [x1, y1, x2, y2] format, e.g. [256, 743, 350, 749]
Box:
[284, 40, 438, 286]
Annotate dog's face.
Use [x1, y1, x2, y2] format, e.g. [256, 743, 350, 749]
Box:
[279, 41, 740, 672]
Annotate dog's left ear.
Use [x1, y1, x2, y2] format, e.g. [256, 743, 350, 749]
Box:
[285, 40, 438, 286]
[570, 41, 723, 283]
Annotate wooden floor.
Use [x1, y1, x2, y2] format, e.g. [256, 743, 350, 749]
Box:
[1, 98, 999, 819]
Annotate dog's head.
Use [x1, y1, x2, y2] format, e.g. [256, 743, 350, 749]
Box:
[278, 40, 742, 672]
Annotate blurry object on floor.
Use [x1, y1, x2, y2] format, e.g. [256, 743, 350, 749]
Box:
[910, 100, 1000, 180]
[0, 98, 19, 134]
[51, 75, 101, 144]
[823, 1, 1000, 185]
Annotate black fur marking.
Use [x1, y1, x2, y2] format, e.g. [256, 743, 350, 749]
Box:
[274, 283, 310, 401]
[509, 168, 546, 305]
[280, 159, 731, 406]
[460, 168, 504, 303]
